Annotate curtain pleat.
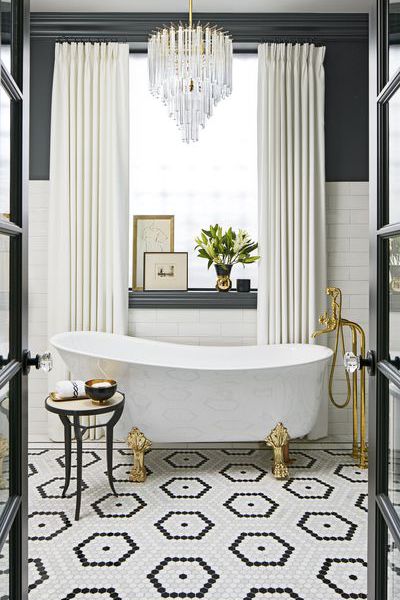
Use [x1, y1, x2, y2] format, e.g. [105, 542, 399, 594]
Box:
[257, 43, 327, 438]
[48, 42, 129, 440]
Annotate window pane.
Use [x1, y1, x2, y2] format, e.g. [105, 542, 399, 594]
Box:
[129, 53, 258, 289]
[389, 0, 400, 79]
[0, 86, 10, 220]
[0, 236, 8, 369]
[388, 87, 400, 225]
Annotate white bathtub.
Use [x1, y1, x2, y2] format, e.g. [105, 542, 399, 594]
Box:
[50, 331, 332, 443]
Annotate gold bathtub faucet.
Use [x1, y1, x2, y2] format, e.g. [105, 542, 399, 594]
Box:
[311, 287, 367, 469]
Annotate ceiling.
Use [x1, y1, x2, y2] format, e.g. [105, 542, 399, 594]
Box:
[31, 0, 372, 13]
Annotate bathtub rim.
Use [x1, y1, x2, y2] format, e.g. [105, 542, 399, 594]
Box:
[51, 331, 333, 372]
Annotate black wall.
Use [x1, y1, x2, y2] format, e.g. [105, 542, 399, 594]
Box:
[30, 12, 369, 182]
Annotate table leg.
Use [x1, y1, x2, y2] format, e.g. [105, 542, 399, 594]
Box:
[105, 404, 123, 496]
[73, 415, 83, 521]
[59, 415, 72, 498]
[106, 423, 117, 495]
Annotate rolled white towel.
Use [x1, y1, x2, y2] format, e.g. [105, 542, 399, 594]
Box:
[55, 380, 86, 399]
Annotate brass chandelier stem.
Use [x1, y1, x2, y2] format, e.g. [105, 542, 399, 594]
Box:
[189, 0, 193, 27]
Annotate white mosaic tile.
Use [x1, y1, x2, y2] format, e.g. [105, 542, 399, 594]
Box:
[27, 448, 368, 600]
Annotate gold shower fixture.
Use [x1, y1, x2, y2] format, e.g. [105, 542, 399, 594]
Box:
[312, 287, 367, 469]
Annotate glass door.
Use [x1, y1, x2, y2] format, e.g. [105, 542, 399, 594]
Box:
[0, 0, 30, 598]
[369, 1, 400, 598]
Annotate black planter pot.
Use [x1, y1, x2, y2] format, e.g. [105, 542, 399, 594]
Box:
[214, 264, 233, 292]
[236, 279, 251, 293]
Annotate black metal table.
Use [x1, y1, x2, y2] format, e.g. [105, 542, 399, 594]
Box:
[45, 392, 125, 521]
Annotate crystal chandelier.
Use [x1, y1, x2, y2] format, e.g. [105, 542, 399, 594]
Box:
[148, 0, 233, 143]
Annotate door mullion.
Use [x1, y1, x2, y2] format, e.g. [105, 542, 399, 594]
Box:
[377, 494, 400, 549]
[0, 361, 21, 390]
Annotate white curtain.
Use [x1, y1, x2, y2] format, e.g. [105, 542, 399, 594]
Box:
[48, 42, 129, 440]
[257, 43, 327, 438]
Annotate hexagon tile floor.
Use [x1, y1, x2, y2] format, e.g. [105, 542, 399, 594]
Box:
[27, 447, 368, 600]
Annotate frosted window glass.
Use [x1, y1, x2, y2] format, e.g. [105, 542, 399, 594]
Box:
[129, 53, 258, 289]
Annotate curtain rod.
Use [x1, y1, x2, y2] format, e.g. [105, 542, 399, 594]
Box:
[55, 37, 129, 43]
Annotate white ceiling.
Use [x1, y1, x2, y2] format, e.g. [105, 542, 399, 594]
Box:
[31, 0, 372, 13]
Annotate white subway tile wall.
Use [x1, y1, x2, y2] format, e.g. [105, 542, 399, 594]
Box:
[28, 181, 369, 442]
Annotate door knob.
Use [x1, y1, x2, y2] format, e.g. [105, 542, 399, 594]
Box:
[22, 351, 53, 375]
[344, 350, 376, 376]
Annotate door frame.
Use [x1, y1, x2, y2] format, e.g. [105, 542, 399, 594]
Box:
[369, 2, 400, 599]
[0, 0, 30, 598]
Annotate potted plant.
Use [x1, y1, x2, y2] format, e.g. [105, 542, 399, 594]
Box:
[195, 224, 260, 292]
[390, 237, 400, 293]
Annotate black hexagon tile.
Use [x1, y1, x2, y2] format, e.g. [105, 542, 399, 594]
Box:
[160, 477, 211, 499]
[27, 446, 368, 599]
[164, 451, 209, 469]
[92, 492, 146, 519]
[286, 452, 316, 470]
[147, 556, 219, 598]
[334, 464, 368, 483]
[317, 557, 368, 599]
[61, 588, 123, 600]
[155, 511, 214, 540]
[56, 450, 101, 470]
[28, 557, 49, 592]
[29, 510, 72, 541]
[221, 449, 256, 456]
[28, 463, 38, 478]
[108, 462, 152, 483]
[244, 588, 305, 599]
[283, 477, 334, 500]
[297, 511, 357, 541]
[73, 532, 138, 567]
[229, 532, 294, 567]
[36, 476, 88, 499]
[355, 492, 368, 513]
[224, 492, 278, 519]
[220, 463, 267, 483]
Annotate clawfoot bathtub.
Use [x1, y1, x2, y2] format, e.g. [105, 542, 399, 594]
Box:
[51, 332, 332, 478]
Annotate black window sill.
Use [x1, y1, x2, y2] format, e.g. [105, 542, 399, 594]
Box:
[129, 290, 257, 309]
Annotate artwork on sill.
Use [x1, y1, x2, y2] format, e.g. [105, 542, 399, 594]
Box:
[143, 252, 188, 291]
[132, 215, 174, 290]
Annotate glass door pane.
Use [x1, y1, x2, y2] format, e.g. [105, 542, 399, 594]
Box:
[388, 531, 400, 599]
[0, 1, 12, 74]
[0, 87, 10, 221]
[388, 89, 400, 225]
[0, 235, 9, 368]
[389, 0, 400, 79]
[0, 537, 9, 599]
[389, 384, 400, 518]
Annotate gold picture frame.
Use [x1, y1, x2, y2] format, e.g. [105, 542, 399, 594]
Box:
[132, 215, 175, 291]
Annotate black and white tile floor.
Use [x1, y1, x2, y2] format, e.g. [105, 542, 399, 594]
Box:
[27, 447, 369, 600]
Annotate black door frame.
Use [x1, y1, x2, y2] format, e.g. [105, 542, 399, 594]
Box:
[369, 2, 400, 599]
[0, 0, 30, 598]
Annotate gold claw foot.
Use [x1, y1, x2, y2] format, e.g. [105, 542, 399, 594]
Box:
[265, 423, 290, 480]
[127, 427, 152, 483]
[0, 436, 8, 489]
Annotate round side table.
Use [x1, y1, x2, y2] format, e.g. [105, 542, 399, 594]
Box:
[45, 392, 125, 521]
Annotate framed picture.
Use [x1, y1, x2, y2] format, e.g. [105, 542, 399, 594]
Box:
[143, 252, 188, 291]
[132, 215, 174, 290]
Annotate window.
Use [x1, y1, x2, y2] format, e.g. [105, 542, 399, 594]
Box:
[129, 53, 258, 290]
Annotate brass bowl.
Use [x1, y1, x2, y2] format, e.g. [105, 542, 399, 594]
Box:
[85, 379, 117, 404]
